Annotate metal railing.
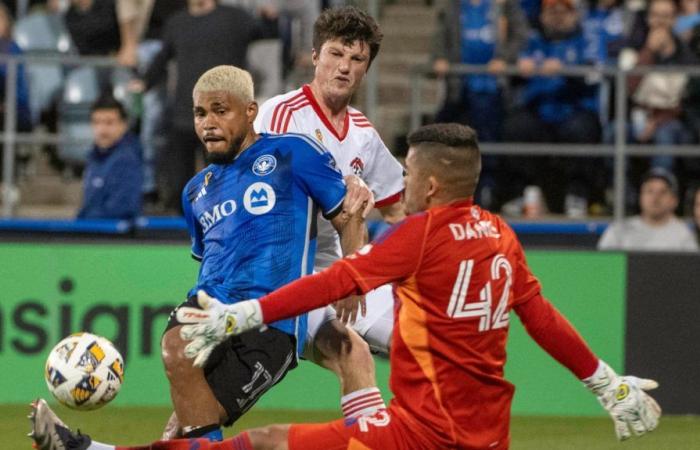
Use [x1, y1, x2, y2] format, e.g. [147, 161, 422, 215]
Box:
[410, 63, 700, 223]
[0, 53, 123, 217]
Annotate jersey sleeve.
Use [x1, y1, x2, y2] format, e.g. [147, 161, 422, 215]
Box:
[509, 229, 542, 306]
[181, 187, 203, 261]
[291, 135, 346, 219]
[513, 293, 599, 379]
[362, 131, 405, 207]
[341, 213, 428, 291]
[259, 213, 429, 323]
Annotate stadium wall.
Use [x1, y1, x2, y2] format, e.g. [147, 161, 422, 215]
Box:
[0, 243, 693, 415]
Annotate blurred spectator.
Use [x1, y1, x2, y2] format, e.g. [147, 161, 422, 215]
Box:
[431, 0, 529, 142]
[219, 0, 283, 100]
[77, 94, 142, 219]
[65, 0, 120, 56]
[115, 0, 185, 68]
[116, 0, 185, 203]
[140, 0, 269, 212]
[520, 0, 541, 26]
[504, 0, 600, 143]
[583, 0, 627, 65]
[501, 0, 602, 215]
[627, 0, 696, 171]
[624, 0, 650, 50]
[278, 1, 321, 77]
[598, 168, 699, 251]
[675, 0, 700, 41]
[0, 1, 31, 132]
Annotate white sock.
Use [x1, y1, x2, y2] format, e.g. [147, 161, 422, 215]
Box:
[341, 387, 386, 418]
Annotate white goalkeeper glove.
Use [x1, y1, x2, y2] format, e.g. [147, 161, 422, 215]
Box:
[176, 290, 263, 367]
[583, 360, 661, 441]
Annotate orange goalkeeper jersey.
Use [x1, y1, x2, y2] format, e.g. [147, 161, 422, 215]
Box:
[346, 199, 540, 448]
[260, 198, 598, 449]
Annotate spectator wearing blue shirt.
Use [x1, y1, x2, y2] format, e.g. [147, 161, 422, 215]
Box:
[77, 95, 143, 219]
[520, 0, 542, 26]
[502, 0, 603, 215]
[675, 0, 700, 41]
[583, 0, 627, 64]
[431, 0, 528, 210]
[0, 2, 31, 132]
[432, 0, 529, 142]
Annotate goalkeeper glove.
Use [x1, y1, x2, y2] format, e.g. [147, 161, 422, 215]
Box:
[583, 360, 661, 441]
[176, 290, 263, 367]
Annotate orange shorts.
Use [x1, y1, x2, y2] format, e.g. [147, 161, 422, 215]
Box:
[287, 406, 439, 450]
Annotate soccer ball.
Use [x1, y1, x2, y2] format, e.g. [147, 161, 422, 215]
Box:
[44, 332, 125, 410]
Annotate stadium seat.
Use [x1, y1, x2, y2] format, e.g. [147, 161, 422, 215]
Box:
[57, 67, 136, 166]
[13, 12, 73, 125]
[57, 66, 100, 165]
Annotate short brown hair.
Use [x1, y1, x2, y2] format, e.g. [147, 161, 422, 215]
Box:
[313, 6, 383, 66]
[407, 123, 481, 198]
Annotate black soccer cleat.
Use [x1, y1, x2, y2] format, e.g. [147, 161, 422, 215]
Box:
[28, 398, 92, 450]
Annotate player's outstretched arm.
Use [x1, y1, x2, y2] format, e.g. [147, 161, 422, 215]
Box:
[514, 294, 661, 440]
[179, 260, 363, 367]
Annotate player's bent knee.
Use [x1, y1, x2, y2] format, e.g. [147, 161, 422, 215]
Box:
[341, 329, 373, 371]
[314, 319, 353, 362]
[161, 327, 191, 381]
[247, 424, 291, 450]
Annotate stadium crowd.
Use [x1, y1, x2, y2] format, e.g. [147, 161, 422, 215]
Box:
[0, 0, 697, 230]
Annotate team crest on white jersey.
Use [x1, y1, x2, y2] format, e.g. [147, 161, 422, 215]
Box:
[244, 182, 276, 215]
[315, 129, 323, 142]
[252, 155, 277, 176]
[350, 157, 364, 176]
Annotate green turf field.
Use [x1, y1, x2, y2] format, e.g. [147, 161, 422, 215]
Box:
[3, 404, 699, 449]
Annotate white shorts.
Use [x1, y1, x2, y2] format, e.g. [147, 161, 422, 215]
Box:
[305, 284, 394, 358]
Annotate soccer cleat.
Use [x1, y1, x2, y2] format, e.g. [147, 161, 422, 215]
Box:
[29, 398, 92, 450]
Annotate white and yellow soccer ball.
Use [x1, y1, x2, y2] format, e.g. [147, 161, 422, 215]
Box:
[44, 332, 125, 410]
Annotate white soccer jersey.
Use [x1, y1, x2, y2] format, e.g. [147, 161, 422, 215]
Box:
[255, 84, 405, 270]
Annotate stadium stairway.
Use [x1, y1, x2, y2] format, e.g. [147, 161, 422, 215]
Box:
[15, 145, 82, 218]
[374, 0, 440, 151]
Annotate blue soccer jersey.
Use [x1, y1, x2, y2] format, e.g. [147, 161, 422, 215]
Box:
[182, 133, 346, 355]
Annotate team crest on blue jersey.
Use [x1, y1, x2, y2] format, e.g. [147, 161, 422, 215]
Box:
[244, 182, 276, 215]
[252, 155, 277, 176]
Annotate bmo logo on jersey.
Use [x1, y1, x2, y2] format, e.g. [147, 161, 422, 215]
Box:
[244, 182, 276, 215]
[199, 199, 237, 232]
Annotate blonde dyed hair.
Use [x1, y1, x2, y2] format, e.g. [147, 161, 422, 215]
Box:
[193, 65, 254, 102]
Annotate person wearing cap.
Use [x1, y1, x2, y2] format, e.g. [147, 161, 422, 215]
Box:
[598, 168, 699, 251]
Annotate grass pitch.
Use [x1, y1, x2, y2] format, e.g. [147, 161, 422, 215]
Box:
[3, 403, 699, 449]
